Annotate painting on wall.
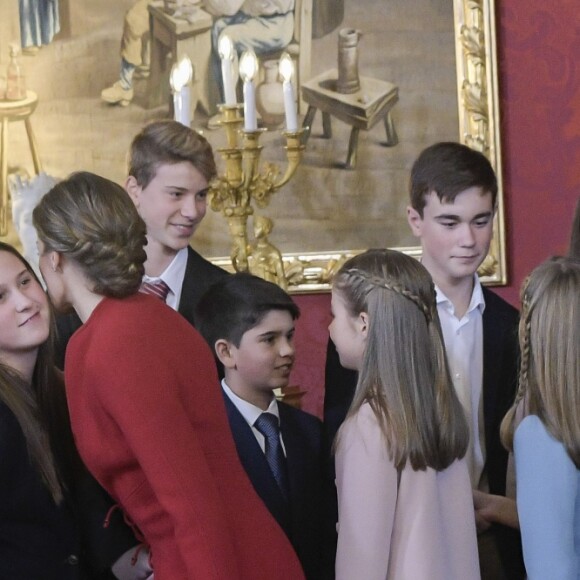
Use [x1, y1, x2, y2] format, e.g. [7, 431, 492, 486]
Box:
[0, 0, 505, 292]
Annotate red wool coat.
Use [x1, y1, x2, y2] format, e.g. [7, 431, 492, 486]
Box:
[65, 293, 304, 580]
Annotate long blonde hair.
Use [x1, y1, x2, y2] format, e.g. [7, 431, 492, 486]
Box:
[501, 256, 580, 467]
[333, 249, 469, 471]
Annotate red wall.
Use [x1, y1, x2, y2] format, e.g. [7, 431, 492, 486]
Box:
[292, 0, 580, 418]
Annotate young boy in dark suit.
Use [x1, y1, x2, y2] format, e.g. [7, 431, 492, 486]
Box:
[196, 273, 334, 580]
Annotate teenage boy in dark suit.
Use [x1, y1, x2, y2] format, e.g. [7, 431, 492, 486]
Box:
[55, 120, 227, 365]
[196, 273, 335, 580]
[325, 142, 525, 580]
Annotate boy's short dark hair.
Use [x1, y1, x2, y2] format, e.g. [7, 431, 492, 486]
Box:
[195, 273, 300, 349]
[128, 120, 217, 188]
[409, 142, 498, 216]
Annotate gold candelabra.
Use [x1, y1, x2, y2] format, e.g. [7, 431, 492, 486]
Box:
[208, 104, 304, 283]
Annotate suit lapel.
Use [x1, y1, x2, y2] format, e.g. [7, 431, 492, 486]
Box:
[482, 287, 500, 455]
[221, 392, 291, 532]
[178, 247, 230, 327]
[178, 247, 202, 325]
[278, 405, 307, 502]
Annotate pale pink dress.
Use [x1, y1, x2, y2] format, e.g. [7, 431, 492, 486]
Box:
[335, 403, 480, 580]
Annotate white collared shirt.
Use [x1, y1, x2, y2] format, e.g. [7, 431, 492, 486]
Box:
[436, 276, 486, 489]
[221, 379, 286, 456]
[141, 247, 188, 310]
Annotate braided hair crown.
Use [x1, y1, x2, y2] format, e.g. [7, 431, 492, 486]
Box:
[342, 267, 435, 323]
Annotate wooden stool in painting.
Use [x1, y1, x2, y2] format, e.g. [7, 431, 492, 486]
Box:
[301, 69, 399, 170]
[0, 91, 42, 235]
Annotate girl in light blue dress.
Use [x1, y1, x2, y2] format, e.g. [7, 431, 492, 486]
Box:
[501, 256, 580, 580]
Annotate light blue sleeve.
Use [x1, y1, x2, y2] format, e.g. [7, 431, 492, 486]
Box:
[514, 415, 580, 580]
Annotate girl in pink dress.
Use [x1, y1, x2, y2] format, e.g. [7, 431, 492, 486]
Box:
[329, 249, 480, 580]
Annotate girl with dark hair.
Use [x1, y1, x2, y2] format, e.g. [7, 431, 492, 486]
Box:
[0, 242, 149, 580]
[0, 241, 81, 579]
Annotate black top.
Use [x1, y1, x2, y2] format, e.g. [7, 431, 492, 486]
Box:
[0, 403, 84, 580]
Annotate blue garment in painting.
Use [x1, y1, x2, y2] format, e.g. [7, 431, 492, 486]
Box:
[19, 0, 60, 48]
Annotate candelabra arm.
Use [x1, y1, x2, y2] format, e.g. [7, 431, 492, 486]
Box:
[218, 104, 244, 149]
[272, 129, 305, 191]
[241, 130, 265, 190]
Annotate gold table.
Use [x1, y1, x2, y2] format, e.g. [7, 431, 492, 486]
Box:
[301, 69, 399, 169]
[0, 91, 42, 235]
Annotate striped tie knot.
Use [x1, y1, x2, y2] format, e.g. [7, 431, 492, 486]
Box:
[140, 280, 170, 302]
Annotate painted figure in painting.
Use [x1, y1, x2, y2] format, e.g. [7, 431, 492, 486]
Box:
[102, 0, 297, 111]
[206, 0, 294, 103]
[19, 0, 60, 53]
[101, 0, 151, 107]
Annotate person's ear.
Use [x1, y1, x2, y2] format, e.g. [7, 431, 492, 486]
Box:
[407, 205, 423, 237]
[125, 176, 141, 207]
[49, 250, 62, 273]
[358, 311, 369, 339]
[214, 339, 237, 369]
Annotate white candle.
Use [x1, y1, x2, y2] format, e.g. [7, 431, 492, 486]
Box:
[279, 53, 298, 132]
[173, 86, 191, 127]
[219, 35, 237, 105]
[170, 56, 193, 127]
[240, 50, 258, 131]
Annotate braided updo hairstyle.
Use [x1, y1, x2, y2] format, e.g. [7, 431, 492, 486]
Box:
[33, 171, 147, 298]
[333, 249, 469, 472]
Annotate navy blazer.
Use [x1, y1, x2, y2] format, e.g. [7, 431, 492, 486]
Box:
[323, 286, 524, 578]
[223, 393, 333, 580]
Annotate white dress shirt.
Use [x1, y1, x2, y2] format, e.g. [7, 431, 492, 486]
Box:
[222, 380, 286, 455]
[436, 276, 486, 489]
[141, 247, 188, 310]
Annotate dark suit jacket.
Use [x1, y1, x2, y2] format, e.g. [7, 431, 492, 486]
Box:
[223, 393, 334, 580]
[323, 286, 524, 579]
[177, 246, 229, 325]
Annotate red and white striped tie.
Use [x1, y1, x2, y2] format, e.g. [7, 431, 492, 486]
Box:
[140, 280, 170, 302]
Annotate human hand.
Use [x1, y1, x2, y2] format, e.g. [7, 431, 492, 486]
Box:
[473, 490, 492, 532]
[474, 499, 492, 533]
[473, 489, 519, 530]
[111, 546, 153, 580]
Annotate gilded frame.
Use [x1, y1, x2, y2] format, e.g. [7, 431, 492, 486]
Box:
[209, 0, 506, 293]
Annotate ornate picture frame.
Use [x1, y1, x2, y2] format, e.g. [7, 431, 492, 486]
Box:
[0, 0, 504, 294]
[206, 0, 506, 293]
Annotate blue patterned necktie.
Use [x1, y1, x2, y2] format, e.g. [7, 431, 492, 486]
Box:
[140, 280, 170, 302]
[254, 412, 289, 499]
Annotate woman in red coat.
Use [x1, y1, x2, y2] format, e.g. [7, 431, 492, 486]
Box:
[33, 171, 305, 580]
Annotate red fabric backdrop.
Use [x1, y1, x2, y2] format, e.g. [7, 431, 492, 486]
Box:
[293, 0, 580, 418]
